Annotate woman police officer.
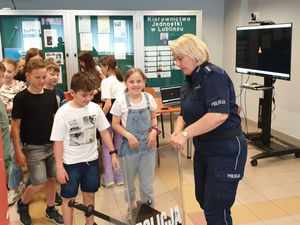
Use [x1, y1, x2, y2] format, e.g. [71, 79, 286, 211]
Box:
[169, 34, 247, 225]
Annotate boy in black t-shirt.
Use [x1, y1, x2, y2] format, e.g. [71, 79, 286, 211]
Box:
[11, 59, 63, 225]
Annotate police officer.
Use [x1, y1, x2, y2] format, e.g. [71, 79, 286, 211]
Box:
[169, 34, 247, 225]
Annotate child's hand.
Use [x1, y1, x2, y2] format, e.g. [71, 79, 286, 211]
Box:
[111, 155, 120, 171]
[15, 152, 26, 167]
[146, 130, 157, 149]
[127, 133, 139, 150]
[56, 166, 69, 184]
[6, 104, 12, 112]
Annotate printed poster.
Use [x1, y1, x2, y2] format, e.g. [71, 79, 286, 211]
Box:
[44, 29, 58, 47]
[114, 20, 126, 38]
[23, 37, 42, 51]
[45, 52, 64, 65]
[78, 16, 91, 33]
[41, 18, 62, 26]
[98, 17, 110, 33]
[114, 42, 126, 59]
[80, 33, 93, 51]
[22, 21, 41, 35]
[98, 33, 110, 53]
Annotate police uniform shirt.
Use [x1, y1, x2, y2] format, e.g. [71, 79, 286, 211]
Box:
[180, 62, 240, 132]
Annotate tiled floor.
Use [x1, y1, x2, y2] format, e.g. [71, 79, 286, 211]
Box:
[8, 115, 300, 225]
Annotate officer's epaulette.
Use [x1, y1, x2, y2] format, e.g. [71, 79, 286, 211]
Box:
[203, 65, 211, 75]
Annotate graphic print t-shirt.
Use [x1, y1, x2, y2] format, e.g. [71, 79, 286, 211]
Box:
[50, 102, 110, 164]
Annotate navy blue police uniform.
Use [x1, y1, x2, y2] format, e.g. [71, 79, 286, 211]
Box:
[180, 62, 247, 225]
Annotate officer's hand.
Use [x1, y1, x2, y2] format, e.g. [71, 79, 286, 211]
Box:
[170, 130, 180, 142]
[170, 132, 187, 150]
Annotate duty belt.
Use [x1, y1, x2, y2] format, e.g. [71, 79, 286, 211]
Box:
[194, 126, 243, 142]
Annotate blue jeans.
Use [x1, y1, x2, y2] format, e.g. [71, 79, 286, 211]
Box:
[8, 140, 24, 189]
[121, 149, 156, 207]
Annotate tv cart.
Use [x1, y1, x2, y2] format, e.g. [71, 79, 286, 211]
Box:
[245, 77, 300, 166]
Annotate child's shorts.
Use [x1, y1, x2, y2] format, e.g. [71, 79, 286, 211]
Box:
[60, 159, 100, 198]
[22, 143, 56, 186]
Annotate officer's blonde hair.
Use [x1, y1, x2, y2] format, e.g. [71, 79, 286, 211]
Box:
[170, 34, 210, 66]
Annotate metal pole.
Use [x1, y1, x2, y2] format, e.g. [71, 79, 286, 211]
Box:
[177, 149, 186, 225]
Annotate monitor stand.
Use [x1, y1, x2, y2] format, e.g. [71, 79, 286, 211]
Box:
[245, 77, 300, 166]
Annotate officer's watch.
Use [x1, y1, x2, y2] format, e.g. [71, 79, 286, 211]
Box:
[182, 130, 188, 138]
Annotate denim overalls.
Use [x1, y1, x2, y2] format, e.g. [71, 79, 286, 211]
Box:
[120, 93, 156, 206]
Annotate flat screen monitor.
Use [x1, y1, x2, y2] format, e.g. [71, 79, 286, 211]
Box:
[160, 85, 181, 107]
[236, 23, 292, 80]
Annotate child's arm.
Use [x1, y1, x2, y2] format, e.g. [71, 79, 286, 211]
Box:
[93, 87, 101, 96]
[100, 129, 120, 171]
[10, 118, 26, 167]
[53, 141, 69, 184]
[6, 101, 13, 113]
[102, 98, 112, 115]
[112, 115, 139, 150]
[146, 110, 158, 149]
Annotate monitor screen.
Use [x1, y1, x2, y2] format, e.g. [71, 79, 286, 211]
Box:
[236, 23, 292, 80]
[160, 85, 181, 105]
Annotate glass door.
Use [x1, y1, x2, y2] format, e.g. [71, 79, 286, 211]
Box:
[69, 11, 138, 79]
[0, 10, 69, 91]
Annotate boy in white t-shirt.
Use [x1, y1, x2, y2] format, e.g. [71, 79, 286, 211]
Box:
[50, 71, 120, 225]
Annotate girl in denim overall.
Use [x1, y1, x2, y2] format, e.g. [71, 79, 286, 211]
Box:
[110, 68, 158, 211]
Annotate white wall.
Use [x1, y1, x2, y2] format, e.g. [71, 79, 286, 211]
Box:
[223, 0, 300, 139]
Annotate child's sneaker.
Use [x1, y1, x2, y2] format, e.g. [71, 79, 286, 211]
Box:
[45, 208, 64, 224]
[8, 189, 21, 206]
[18, 182, 26, 195]
[17, 199, 31, 225]
[100, 179, 114, 188]
[115, 181, 124, 186]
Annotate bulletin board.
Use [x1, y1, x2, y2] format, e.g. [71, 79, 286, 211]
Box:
[0, 10, 201, 90]
[75, 15, 134, 75]
[0, 15, 67, 91]
[141, 12, 201, 87]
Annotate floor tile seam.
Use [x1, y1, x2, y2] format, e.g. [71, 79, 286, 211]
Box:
[240, 199, 289, 219]
[233, 204, 262, 222]
[237, 187, 269, 203]
[270, 198, 300, 216]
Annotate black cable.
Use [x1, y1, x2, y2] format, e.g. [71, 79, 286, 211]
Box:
[239, 74, 250, 133]
[243, 87, 248, 133]
[272, 90, 276, 121]
[11, 0, 16, 9]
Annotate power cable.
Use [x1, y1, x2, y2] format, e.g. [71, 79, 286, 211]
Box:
[11, 0, 16, 9]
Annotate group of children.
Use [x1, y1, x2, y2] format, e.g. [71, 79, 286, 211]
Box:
[0, 49, 160, 225]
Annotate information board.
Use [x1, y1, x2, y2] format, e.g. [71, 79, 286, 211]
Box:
[144, 15, 197, 87]
[0, 15, 68, 91]
[75, 15, 134, 75]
